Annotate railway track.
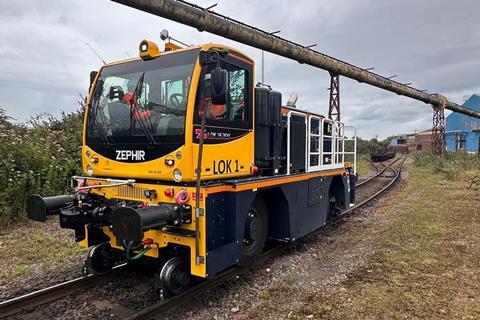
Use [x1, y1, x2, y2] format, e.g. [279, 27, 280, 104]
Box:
[350, 156, 406, 213]
[0, 264, 128, 319]
[126, 156, 407, 320]
[0, 157, 406, 320]
[356, 156, 403, 188]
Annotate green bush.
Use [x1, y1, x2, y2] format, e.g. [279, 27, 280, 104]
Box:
[356, 136, 392, 156]
[0, 104, 84, 225]
[413, 151, 480, 180]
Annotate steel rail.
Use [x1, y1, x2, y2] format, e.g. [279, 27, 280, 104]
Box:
[125, 158, 407, 320]
[111, 0, 480, 119]
[2, 160, 405, 320]
[356, 156, 402, 187]
[0, 264, 128, 319]
[125, 245, 288, 320]
[356, 167, 385, 187]
[342, 156, 406, 217]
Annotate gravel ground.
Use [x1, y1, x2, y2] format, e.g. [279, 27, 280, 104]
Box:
[0, 219, 86, 301]
[160, 168, 407, 320]
[1, 161, 404, 320]
[7, 268, 159, 320]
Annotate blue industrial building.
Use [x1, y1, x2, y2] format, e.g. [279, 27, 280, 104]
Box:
[445, 94, 480, 153]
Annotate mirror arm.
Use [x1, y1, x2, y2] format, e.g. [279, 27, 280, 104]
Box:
[89, 71, 98, 91]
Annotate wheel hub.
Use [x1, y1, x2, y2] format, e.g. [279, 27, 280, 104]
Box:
[244, 211, 259, 246]
[156, 257, 190, 295]
[84, 242, 115, 275]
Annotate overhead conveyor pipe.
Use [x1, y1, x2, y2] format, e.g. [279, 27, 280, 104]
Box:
[112, 0, 480, 119]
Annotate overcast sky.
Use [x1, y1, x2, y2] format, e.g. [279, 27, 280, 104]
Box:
[0, 0, 479, 138]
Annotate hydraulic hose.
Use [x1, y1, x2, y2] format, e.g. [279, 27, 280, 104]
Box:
[130, 248, 150, 260]
[124, 240, 150, 260]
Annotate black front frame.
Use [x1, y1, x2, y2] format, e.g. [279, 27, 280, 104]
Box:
[85, 49, 200, 162]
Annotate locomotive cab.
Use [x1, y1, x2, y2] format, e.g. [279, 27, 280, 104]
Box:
[84, 43, 255, 182]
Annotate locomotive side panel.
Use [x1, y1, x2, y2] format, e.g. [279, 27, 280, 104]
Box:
[205, 189, 255, 277]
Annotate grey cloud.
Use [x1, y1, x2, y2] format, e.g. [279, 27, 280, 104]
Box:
[0, 0, 478, 138]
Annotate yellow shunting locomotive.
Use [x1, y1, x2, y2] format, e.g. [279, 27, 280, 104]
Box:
[27, 38, 357, 295]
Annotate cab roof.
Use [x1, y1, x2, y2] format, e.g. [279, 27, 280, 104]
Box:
[102, 42, 254, 68]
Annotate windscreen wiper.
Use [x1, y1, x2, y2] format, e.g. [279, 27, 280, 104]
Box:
[90, 80, 111, 147]
[129, 73, 158, 146]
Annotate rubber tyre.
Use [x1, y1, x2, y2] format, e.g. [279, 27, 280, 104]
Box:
[238, 197, 268, 267]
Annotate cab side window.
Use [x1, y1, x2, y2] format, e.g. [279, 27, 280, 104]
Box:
[228, 68, 246, 122]
[196, 62, 248, 127]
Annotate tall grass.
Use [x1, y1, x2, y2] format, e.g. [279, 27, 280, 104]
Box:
[412, 151, 480, 180]
[0, 105, 84, 225]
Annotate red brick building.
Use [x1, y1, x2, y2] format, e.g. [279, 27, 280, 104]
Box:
[413, 130, 433, 152]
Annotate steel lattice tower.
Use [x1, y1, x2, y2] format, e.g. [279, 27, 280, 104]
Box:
[328, 73, 340, 122]
[431, 98, 446, 154]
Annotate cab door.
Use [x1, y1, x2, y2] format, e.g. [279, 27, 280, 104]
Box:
[192, 50, 254, 180]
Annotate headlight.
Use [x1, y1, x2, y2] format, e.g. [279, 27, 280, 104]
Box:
[173, 169, 182, 182]
[87, 165, 94, 176]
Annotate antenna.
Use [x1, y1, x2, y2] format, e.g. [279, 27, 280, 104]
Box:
[86, 42, 107, 64]
[260, 30, 280, 85]
[261, 50, 264, 84]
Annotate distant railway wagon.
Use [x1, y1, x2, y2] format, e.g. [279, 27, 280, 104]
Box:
[371, 146, 396, 162]
[26, 40, 357, 295]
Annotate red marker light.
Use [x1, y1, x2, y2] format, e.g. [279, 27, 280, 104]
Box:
[252, 166, 260, 174]
[192, 192, 203, 201]
[164, 188, 174, 197]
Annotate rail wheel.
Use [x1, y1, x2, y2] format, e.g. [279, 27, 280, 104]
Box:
[155, 257, 190, 296]
[84, 242, 115, 275]
[238, 198, 268, 267]
[327, 193, 340, 220]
